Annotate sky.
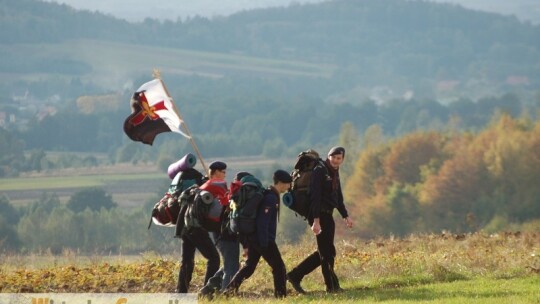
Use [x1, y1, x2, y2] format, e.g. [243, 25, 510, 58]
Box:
[45, 0, 540, 24]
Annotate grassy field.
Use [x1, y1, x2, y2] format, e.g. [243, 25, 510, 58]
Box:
[0, 39, 336, 90]
[1, 157, 291, 206]
[1, 232, 538, 303]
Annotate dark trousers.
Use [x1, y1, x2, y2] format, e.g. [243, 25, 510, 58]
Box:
[288, 212, 340, 291]
[227, 240, 287, 298]
[177, 227, 220, 293]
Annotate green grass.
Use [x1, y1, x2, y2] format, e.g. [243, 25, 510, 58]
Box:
[201, 276, 540, 303]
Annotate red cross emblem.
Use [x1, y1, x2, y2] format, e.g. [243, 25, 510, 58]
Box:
[129, 92, 168, 126]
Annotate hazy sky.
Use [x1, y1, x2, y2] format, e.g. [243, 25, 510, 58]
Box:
[45, 0, 539, 23]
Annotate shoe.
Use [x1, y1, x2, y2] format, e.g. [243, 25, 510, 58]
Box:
[326, 287, 344, 294]
[286, 273, 306, 294]
[199, 284, 215, 296]
[221, 286, 238, 297]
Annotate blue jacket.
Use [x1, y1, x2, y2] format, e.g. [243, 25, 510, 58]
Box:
[256, 187, 280, 248]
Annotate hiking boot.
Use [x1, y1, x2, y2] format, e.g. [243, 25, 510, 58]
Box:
[221, 286, 238, 298]
[286, 273, 306, 294]
[326, 287, 345, 294]
[199, 284, 215, 297]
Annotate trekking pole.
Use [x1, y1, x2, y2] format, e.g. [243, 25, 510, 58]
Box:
[153, 69, 209, 173]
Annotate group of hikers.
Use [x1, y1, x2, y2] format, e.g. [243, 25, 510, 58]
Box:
[165, 146, 353, 298]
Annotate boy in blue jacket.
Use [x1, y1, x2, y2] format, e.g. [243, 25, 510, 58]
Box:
[223, 170, 291, 298]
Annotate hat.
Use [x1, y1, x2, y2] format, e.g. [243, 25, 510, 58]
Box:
[234, 171, 252, 181]
[209, 161, 227, 171]
[328, 146, 345, 157]
[273, 169, 292, 183]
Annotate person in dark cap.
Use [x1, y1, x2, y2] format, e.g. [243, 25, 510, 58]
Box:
[177, 161, 228, 294]
[197, 161, 239, 298]
[209, 160, 227, 171]
[287, 146, 353, 294]
[223, 169, 291, 298]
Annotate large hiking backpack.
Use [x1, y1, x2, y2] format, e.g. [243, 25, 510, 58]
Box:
[229, 175, 265, 235]
[284, 149, 327, 218]
[149, 168, 203, 228]
[182, 185, 223, 232]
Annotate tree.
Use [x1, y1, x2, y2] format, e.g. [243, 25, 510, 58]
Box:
[338, 121, 360, 181]
[67, 188, 117, 213]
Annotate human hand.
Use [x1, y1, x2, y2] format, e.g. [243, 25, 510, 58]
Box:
[344, 217, 353, 229]
[311, 219, 322, 235]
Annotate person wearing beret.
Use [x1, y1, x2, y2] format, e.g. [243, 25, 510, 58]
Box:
[178, 160, 230, 294]
[223, 170, 291, 298]
[287, 146, 353, 294]
[199, 169, 250, 297]
[200, 161, 229, 205]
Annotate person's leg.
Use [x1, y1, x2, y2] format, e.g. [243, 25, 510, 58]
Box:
[261, 242, 287, 298]
[191, 228, 221, 285]
[225, 242, 261, 292]
[317, 213, 340, 292]
[220, 239, 240, 289]
[286, 219, 320, 293]
[177, 235, 196, 293]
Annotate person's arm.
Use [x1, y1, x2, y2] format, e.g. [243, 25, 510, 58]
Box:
[335, 176, 353, 229]
[309, 166, 325, 235]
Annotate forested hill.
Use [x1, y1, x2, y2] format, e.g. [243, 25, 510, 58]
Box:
[0, 0, 137, 43]
[1, 0, 540, 167]
[3, 0, 540, 88]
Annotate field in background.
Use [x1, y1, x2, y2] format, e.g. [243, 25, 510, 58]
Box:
[0, 39, 336, 90]
[1, 232, 538, 303]
[1, 156, 292, 206]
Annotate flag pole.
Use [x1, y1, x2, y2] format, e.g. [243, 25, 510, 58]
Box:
[152, 69, 209, 173]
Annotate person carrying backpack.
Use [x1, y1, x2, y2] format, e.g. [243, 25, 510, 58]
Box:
[199, 165, 250, 297]
[287, 146, 353, 294]
[223, 169, 292, 298]
[175, 163, 225, 293]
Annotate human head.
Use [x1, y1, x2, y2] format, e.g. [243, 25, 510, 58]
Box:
[327, 146, 345, 169]
[273, 169, 292, 193]
[208, 161, 227, 180]
[234, 171, 252, 181]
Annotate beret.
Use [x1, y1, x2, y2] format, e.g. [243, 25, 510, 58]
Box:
[209, 161, 227, 171]
[274, 169, 292, 183]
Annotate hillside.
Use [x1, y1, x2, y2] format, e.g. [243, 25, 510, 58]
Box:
[2, 0, 539, 96]
[46, 0, 540, 24]
[1, 0, 540, 165]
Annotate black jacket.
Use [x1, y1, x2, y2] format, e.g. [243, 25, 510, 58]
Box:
[309, 160, 348, 219]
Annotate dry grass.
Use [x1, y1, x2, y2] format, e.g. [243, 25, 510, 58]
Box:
[1, 232, 538, 295]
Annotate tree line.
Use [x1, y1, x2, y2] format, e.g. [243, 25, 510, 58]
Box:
[344, 114, 540, 238]
[1, 87, 535, 177]
[2, 113, 539, 253]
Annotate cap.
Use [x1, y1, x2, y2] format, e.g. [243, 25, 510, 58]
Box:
[328, 146, 345, 157]
[234, 171, 252, 181]
[209, 161, 227, 171]
[273, 169, 292, 183]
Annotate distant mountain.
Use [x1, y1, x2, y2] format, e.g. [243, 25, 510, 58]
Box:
[45, 0, 540, 24]
[2, 0, 540, 101]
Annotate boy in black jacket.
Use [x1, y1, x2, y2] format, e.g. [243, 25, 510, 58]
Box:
[223, 170, 291, 298]
[287, 146, 353, 294]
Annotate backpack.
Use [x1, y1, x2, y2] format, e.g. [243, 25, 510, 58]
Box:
[228, 175, 266, 235]
[149, 168, 203, 229]
[182, 185, 223, 232]
[285, 149, 327, 218]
